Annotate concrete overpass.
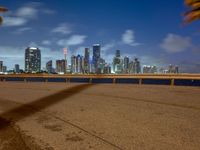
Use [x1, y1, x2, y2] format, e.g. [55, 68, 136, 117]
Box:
[0, 74, 200, 86]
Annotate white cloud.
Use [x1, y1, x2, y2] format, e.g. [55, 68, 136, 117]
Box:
[3, 17, 27, 27]
[52, 24, 72, 34]
[2, 3, 55, 27]
[160, 33, 192, 53]
[16, 7, 38, 19]
[122, 29, 141, 46]
[42, 40, 51, 45]
[57, 35, 87, 46]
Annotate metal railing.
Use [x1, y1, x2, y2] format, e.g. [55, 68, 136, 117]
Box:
[0, 74, 200, 86]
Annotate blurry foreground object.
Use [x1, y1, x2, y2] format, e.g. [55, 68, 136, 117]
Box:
[0, 6, 8, 25]
[184, 0, 200, 23]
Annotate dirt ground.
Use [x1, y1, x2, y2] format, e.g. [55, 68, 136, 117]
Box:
[0, 82, 199, 150]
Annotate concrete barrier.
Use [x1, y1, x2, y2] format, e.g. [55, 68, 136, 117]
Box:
[0, 74, 200, 86]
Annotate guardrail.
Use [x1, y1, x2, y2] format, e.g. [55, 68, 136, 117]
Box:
[0, 74, 200, 86]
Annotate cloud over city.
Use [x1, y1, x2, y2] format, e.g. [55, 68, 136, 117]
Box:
[160, 33, 192, 53]
[122, 29, 141, 46]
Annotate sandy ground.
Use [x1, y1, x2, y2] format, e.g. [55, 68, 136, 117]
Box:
[0, 82, 200, 150]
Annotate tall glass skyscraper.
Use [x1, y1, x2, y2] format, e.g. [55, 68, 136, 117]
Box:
[116, 50, 120, 57]
[0, 61, 3, 72]
[93, 44, 101, 73]
[84, 48, 90, 73]
[124, 56, 129, 73]
[113, 49, 123, 74]
[46, 60, 53, 74]
[25, 47, 41, 73]
[56, 60, 66, 73]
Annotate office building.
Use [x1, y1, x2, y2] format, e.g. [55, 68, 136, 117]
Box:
[70, 55, 84, 74]
[25, 47, 41, 73]
[104, 64, 111, 74]
[143, 65, 157, 73]
[76, 55, 84, 74]
[129, 58, 141, 74]
[123, 56, 129, 73]
[71, 55, 77, 73]
[2, 66, 7, 73]
[0, 61, 3, 72]
[46, 60, 53, 74]
[93, 44, 101, 73]
[84, 48, 90, 73]
[113, 50, 123, 74]
[175, 66, 179, 73]
[56, 59, 66, 73]
[14, 64, 20, 73]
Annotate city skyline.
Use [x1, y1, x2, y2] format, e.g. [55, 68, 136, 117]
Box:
[0, 45, 179, 74]
[0, 0, 200, 73]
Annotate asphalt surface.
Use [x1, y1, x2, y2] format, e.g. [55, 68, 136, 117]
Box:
[0, 82, 200, 150]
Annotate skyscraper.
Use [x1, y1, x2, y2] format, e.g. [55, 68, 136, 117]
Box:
[0, 61, 3, 72]
[14, 64, 20, 73]
[116, 50, 120, 57]
[25, 47, 41, 73]
[2, 66, 7, 73]
[168, 64, 173, 73]
[71, 55, 77, 73]
[93, 44, 101, 73]
[124, 56, 129, 73]
[84, 48, 90, 73]
[129, 58, 141, 74]
[76, 55, 84, 74]
[56, 60, 66, 73]
[134, 58, 141, 73]
[46, 60, 53, 74]
[143, 65, 157, 73]
[113, 50, 123, 74]
[70, 55, 84, 74]
[175, 66, 179, 73]
[104, 64, 111, 74]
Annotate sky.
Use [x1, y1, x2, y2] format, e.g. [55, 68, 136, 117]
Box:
[0, 0, 200, 72]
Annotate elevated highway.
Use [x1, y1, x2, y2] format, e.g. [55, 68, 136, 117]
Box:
[0, 74, 200, 86]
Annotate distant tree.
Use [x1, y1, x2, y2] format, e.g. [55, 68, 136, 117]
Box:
[0, 7, 8, 25]
[184, 0, 200, 23]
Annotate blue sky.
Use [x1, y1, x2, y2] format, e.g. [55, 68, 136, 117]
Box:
[0, 0, 200, 72]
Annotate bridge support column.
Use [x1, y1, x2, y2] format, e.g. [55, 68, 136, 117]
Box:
[139, 79, 142, 85]
[171, 79, 175, 86]
[89, 78, 92, 84]
[113, 78, 116, 84]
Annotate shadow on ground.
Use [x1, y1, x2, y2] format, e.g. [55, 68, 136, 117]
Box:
[0, 84, 94, 150]
[0, 83, 94, 129]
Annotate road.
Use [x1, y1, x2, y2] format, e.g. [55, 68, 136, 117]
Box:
[0, 82, 200, 150]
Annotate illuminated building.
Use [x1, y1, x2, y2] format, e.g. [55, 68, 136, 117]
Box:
[56, 59, 66, 74]
[93, 44, 101, 73]
[25, 47, 41, 73]
[0, 61, 3, 72]
[113, 50, 123, 74]
[129, 58, 141, 74]
[84, 48, 90, 73]
[123, 56, 129, 73]
[14, 64, 20, 73]
[46, 60, 53, 74]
